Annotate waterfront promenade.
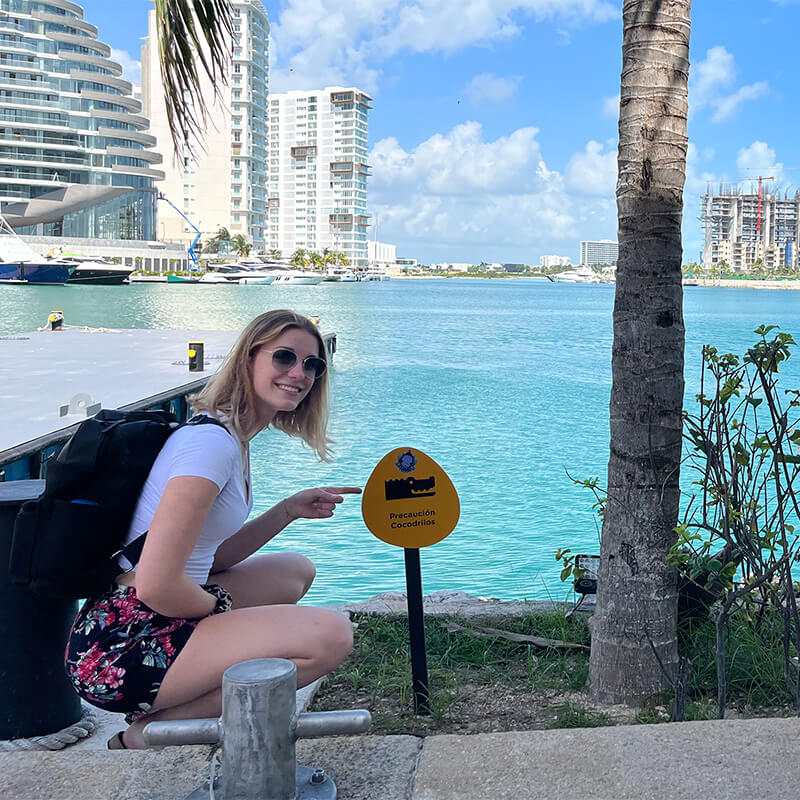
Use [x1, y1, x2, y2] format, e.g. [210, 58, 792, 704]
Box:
[3, 593, 798, 798]
[3, 716, 799, 799]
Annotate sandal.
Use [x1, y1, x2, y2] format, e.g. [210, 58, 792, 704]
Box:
[107, 731, 128, 750]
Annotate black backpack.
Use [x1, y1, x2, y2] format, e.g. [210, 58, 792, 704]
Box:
[9, 408, 227, 599]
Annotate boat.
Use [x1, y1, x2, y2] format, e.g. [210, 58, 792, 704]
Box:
[0, 215, 75, 285]
[198, 263, 276, 285]
[270, 270, 324, 285]
[364, 266, 390, 281]
[324, 266, 358, 282]
[197, 271, 231, 284]
[167, 274, 200, 283]
[56, 255, 134, 285]
[551, 266, 610, 284]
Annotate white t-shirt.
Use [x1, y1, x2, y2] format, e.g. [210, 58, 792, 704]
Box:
[120, 420, 253, 583]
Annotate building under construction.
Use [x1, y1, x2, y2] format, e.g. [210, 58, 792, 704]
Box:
[701, 184, 800, 271]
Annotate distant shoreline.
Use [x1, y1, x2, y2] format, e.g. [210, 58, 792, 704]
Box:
[394, 275, 800, 290]
[687, 278, 800, 291]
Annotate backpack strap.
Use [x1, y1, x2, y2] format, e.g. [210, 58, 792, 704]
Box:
[186, 415, 230, 433]
[116, 532, 147, 567]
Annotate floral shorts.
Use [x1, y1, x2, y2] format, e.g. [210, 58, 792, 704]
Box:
[65, 583, 229, 724]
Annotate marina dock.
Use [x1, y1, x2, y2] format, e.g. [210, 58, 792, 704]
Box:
[0, 326, 335, 479]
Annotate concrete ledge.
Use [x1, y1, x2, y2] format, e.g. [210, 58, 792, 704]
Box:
[0, 736, 422, 800]
[4, 719, 800, 799]
[1, 747, 212, 800]
[413, 717, 800, 800]
[338, 590, 593, 618]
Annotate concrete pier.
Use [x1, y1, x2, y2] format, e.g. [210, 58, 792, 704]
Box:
[3, 717, 800, 799]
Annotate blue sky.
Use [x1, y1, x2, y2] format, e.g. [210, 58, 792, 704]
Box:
[79, 0, 800, 264]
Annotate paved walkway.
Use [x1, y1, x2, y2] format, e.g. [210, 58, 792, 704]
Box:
[2, 716, 799, 799]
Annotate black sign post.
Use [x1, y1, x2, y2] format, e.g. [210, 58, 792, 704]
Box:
[362, 447, 460, 718]
[403, 547, 431, 715]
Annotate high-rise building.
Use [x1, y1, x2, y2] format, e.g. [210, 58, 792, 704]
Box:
[0, 0, 164, 239]
[701, 187, 799, 271]
[580, 240, 618, 266]
[267, 87, 371, 267]
[540, 255, 571, 268]
[142, 0, 269, 249]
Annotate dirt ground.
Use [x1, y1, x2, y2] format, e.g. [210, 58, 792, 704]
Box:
[312, 673, 797, 736]
[312, 675, 641, 736]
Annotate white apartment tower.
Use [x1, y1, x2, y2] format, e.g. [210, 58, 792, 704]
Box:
[142, 0, 269, 249]
[267, 87, 371, 267]
[580, 240, 618, 266]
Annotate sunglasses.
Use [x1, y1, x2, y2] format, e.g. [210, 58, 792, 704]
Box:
[262, 347, 327, 379]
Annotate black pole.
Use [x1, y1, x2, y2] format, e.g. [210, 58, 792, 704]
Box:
[403, 547, 430, 715]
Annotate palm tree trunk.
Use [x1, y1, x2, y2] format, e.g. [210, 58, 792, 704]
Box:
[589, 0, 692, 706]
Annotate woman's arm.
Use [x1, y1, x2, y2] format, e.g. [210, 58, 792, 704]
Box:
[134, 475, 220, 618]
[211, 486, 362, 573]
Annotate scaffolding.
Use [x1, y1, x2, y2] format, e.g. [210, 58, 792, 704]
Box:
[699, 184, 800, 271]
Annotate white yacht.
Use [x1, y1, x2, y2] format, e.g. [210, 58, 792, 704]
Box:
[270, 270, 324, 286]
[551, 266, 606, 284]
[199, 263, 276, 285]
[324, 266, 358, 282]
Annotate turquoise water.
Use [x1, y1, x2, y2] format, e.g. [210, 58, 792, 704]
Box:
[4, 279, 800, 605]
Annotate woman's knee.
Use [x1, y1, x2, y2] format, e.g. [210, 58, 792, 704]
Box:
[293, 553, 316, 598]
[316, 610, 353, 671]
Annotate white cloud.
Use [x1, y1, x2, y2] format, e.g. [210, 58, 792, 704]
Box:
[269, 0, 617, 92]
[692, 45, 734, 108]
[371, 121, 548, 194]
[690, 46, 768, 123]
[736, 141, 783, 183]
[110, 48, 141, 87]
[711, 82, 769, 123]
[372, 0, 617, 56]
[369, 122, 579, 255]
[368, 121, 621, 260]
[566, 140, 617, 196]
[464, 73, 521, 104]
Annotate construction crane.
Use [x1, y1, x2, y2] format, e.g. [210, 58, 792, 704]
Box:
[746, 174, 776, 234]
[157, 193, 202, 269]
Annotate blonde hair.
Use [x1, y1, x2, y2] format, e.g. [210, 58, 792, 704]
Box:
[191, 310, 332, 461]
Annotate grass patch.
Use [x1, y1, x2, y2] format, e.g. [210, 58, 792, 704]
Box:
[310, 608, 797, 736]
[548, 702, 615, 729]
[679, 609, 796, 710]
[312, 612, 592, 736]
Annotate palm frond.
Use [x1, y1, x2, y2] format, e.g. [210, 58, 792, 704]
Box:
[154, 0, 234, 158]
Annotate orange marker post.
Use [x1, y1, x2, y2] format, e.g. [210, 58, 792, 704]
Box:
[362, 447, 460, 714]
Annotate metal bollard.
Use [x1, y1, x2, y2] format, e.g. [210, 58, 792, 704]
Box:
[144, 658, 371, 800]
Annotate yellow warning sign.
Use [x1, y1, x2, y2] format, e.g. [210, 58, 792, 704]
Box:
[362, 448, 460, 548]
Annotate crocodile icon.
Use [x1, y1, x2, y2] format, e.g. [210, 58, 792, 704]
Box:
[384, 475, 436, 501]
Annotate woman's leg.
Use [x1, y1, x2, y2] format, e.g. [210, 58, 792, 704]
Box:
[211, 552, 316, 608]
[122, 603, 352, 748]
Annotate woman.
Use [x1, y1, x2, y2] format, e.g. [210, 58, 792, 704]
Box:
[66, 310, 359, 749]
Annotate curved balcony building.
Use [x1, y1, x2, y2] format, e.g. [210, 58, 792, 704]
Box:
[0, 0, 164, 239]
